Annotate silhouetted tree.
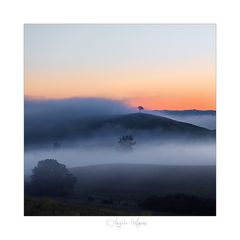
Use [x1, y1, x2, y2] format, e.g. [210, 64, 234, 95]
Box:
[117, 135, 136, 151]
[30, 159, 77, 197]
[137, 106, 144, 112]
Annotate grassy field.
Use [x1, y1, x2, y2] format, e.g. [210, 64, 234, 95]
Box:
[24, 196, 152, 216]
[71, 164, 216, 199]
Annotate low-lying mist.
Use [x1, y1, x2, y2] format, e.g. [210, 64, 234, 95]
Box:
[24, 140, 216, 175]
[24, 98, 216, 177]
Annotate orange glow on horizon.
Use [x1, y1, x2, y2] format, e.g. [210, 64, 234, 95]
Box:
[126, 96, 215, 110]
[25, 63, 216, 110]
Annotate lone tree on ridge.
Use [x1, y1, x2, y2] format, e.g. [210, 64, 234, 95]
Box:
[137, 106, 144, 113]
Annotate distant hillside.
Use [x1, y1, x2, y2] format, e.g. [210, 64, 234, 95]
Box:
[153, 109, 216, 116]
[25, 112, 215, 146]
[98, 112, 211, 130]
[151, 110, 216, 130]
[91, 113, 215, 138]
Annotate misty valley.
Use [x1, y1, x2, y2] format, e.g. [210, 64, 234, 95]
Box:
[24, 99, 216, 216]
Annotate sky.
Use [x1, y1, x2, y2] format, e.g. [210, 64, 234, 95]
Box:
[24, 24, 216, 110]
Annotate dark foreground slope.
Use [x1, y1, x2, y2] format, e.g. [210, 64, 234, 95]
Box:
[24, 196, 128, 216]
[25, 164, 216, 216]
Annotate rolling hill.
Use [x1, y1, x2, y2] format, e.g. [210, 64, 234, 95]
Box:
[88, 112, 215, 139]
[25, 112, 215, 146]
[96, 112, 212, 131]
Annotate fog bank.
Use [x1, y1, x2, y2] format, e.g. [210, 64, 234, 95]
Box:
[25, 141, 216, 175]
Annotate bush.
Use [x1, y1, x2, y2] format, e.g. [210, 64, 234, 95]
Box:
[139, 193, 216, 216]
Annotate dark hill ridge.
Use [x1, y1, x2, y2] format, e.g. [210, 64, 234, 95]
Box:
[25, 112, 215, 146]
[92, 113, 215, 138]
[99, 112, 208, 129]
[150, 110, 216, 130]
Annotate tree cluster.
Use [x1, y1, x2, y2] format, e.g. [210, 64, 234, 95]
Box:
[28, 159, 77, 197]
[117, 135, 136, 151]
